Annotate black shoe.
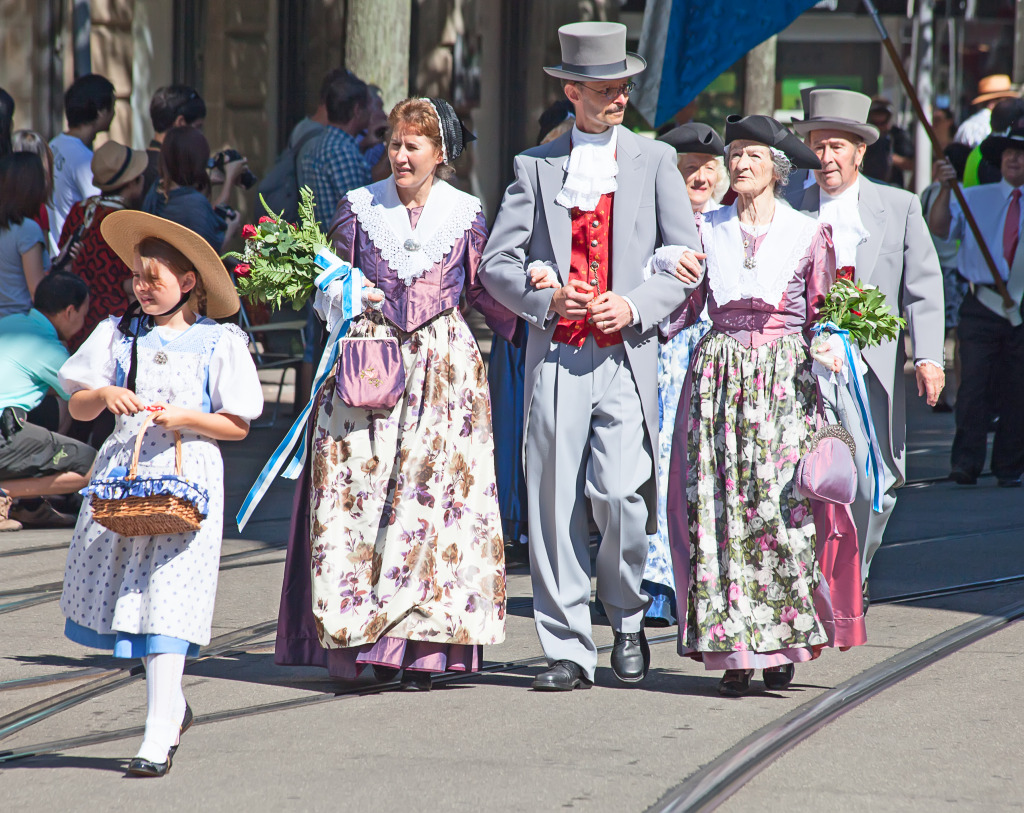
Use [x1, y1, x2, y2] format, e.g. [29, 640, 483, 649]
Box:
[167, 703, 193, 759]
[949, 469, 978, 485]
[718, 669, 753, 697]
[997, 477, 1022, 488]
[126, 752, 172, 777]
[862, 579, 870, 616]
[400, 670, 432, 691]
[532, 660, 592, 691]
[610, 629, 650, 684]
[762, 663, 795, 691]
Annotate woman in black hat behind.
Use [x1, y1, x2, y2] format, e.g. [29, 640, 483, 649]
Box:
[663, 115, 859, 697]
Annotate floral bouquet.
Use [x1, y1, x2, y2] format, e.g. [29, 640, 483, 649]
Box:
[224, 187, 331, 310]
[817, 278, 905, 349]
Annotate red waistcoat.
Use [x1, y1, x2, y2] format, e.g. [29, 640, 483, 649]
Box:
[552, 192, 622, 347]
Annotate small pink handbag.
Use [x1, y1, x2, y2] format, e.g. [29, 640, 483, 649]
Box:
[795, 422, 858, 505]
[334, 337, 406, 409]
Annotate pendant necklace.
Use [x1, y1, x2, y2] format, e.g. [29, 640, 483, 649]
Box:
[740, 228, 757, 269]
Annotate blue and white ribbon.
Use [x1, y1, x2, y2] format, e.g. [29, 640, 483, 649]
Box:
[235, 249, 363, 531]
[813, 321, 885, 513]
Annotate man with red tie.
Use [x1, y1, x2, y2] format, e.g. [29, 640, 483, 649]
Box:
[930, 122, 1024, 488]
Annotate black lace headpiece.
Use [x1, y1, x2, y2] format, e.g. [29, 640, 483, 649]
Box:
[423, 98, 476, 164]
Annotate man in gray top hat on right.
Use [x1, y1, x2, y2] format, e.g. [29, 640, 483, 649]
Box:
[784, 88, 946, 602]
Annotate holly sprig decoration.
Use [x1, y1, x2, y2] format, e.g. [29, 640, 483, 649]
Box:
[223, 187, 328, 310]
[817, 278, 905, 348]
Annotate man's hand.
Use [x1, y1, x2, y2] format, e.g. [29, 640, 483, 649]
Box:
[916, 363, 945, 407]
[550, 280, 594, 321]
[587, 292, 633, 333]
[673, 250, 706, 284]
[933, 158, 957, 187]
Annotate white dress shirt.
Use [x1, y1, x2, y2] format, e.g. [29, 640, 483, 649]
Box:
[954, 108, 992, 149]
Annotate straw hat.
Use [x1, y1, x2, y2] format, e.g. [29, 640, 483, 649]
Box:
[543, 22, 646, 82]
[791, 89, 879, 145]
[91, 141, 149, 192]
[972, 74, 1020, 105]
[100, 211, 240, 319]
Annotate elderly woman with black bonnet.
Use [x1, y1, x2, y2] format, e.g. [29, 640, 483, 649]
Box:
[641, 122, 727, 626]
[663, 115, 864, 697]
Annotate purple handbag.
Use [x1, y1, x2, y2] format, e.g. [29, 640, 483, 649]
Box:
[795, 422, 858, 505]
[335, 337, 406, 409]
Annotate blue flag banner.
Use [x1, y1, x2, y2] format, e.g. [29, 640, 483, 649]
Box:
[635, 0, 821, 127]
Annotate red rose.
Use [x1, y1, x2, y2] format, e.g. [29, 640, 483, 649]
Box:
[233, 263, 252, 276]
[242, 224, 257, 239]
[258, 216, 274, 224]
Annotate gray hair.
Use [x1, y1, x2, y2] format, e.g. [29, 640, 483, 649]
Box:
[725, 142, 795, 196]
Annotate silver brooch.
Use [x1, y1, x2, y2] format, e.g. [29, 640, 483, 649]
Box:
[403, 238, 421, 252]
[153, 351, 168, 365]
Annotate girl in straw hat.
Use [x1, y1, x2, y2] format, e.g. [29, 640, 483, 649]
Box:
[57, 211, 264, 776]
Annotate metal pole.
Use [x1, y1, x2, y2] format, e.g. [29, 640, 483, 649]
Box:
[862, 0, 1014, 313]
[913, 0, 933, 196]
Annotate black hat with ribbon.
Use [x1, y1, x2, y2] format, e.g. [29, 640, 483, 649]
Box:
[423, 97, 476, 164]
[657, 122, 725, 157]
[980, 120, 1024, 165]
[724, 114, 822, 170]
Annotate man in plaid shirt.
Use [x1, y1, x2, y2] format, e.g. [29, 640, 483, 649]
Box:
[303, 71, 373, 231]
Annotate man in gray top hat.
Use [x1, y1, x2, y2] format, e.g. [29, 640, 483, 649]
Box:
[784, 88, 945, 600]
[480, 21, 703, 690]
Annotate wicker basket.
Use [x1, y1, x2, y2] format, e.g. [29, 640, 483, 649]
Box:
[90, 412, 206, 537]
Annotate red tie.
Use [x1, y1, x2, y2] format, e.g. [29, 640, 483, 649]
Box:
[1004, 188, 1022, 266]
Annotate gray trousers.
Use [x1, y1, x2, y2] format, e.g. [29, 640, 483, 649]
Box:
[834, 370, 899, 580]
[525, 336, 653, 681]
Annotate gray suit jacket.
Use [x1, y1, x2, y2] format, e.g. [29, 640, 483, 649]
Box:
[479, 126, 701, 527]
[785, 174, 945, 479]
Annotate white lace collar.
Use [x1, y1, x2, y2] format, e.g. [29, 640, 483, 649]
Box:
[703, 203, 819, 308]
[818, 176, 869, 269]
[555, 124, 618, 212]
[346, 177, 481, 285]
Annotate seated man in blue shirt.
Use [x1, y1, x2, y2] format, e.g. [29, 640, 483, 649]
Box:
[0, 272, 97, 530]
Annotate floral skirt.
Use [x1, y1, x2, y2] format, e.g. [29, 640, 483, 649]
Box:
[307, 310, 506, 654]
[678, 331, 828, 668]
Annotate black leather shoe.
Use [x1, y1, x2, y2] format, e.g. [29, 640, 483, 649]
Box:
[718, 669, 753, 697]
[762, 663, 795, 691]
[532, 660, 592, 691]
[610, 629, 650, 684]
[949, 469, 978, 485]
[126, 752, 172, 777]
[400, 670, 432, 691]
[168, 703, 193, 759]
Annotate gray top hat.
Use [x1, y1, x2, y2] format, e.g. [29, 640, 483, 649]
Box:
[543, 22, 646, 82]
[792, 88, 879, 145]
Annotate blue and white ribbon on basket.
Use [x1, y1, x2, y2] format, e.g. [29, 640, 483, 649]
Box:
[812, 321, 884, 513]
[235, 248, 363, 531]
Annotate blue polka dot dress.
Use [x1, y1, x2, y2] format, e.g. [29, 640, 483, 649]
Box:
[57, 317, 263, 652]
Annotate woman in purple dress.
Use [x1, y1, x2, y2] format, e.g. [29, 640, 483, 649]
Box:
[275, 98, 515, 690]
[665, 115, 856, 697]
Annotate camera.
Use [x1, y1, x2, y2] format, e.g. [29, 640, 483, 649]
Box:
[213, 204, 237, 221]
[208, 148, 258, 190]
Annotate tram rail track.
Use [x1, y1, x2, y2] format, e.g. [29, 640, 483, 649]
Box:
[1, 575, 1022, 770]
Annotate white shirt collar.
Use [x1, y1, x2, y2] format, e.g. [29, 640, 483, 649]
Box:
[555, 125, 619, 212]
[998, 179, 1024, 200]
[821, 175, 861, 203]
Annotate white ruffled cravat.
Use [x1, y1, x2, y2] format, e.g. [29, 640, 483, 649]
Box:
[555, 125, 618, 212]
[819, 177, 870, 270]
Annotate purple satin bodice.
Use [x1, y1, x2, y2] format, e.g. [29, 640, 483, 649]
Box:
[667, 224, 836, 347]
[328, 199, 516, 340]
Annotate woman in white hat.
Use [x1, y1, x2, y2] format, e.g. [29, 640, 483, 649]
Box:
[57, 212, 263, 775]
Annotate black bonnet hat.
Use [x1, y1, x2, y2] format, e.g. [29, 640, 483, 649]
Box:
[980, 119, 1024, 165]
[657, 122, 725, 156]
[423, 97, 476, 164]
[724, 114, 822, 170]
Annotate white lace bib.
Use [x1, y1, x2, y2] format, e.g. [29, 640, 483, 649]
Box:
[346, 177, 481, 285]
[704, 203, 819, 308]
[555, 125, 619, 213]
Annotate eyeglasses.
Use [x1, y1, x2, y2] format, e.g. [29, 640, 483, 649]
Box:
[575, 81, 636, 100]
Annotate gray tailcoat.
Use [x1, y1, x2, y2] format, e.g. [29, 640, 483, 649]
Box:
[479, 126, 701, 531]
[786, 175, 945, 482]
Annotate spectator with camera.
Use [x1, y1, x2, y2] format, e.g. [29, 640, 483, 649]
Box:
[142, 126, 243, 251]
[142, 85, 207, 199]
[0, 272, 96, 531]
[0, 152, 51, 318]
[302, 70, 372, 230]
[48, 74, 116, 248]
[58, 140, 149, 349]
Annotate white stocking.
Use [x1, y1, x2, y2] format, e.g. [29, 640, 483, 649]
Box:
[135, 653, 187, 763]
